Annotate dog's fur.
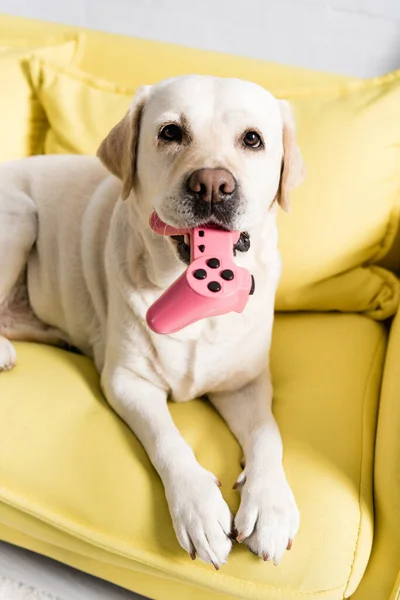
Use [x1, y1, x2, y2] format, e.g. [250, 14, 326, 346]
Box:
[0, 75, 304, 568]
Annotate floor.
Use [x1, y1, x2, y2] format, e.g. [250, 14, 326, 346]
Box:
[0, 542, 146, 600]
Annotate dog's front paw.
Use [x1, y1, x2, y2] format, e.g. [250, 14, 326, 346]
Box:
[234, 466, 299, 565]
[0, 336, 16, 372]
[165, 465, 233, 568]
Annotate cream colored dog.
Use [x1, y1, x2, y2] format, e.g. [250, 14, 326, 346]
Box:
[0, 75, 304, 568]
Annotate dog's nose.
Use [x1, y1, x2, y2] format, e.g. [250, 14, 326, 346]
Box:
[187, 168, 236, 203]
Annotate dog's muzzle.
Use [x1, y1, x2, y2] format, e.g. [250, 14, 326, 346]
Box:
[172, 231, 250, 265]
[187, 168, 236, 204]
[181, 168, 240, 228]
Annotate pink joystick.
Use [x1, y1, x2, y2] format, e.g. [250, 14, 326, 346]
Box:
[146, 212, 255, 334]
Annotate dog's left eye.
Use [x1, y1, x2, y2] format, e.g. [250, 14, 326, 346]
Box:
[243, 131, 262, 148]
[159, 124, 183, 143]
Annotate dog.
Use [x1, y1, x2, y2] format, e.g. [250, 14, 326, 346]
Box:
[0, 74, 304, 568]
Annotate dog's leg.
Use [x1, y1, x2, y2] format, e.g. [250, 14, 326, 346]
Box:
[0, 191, 38, 370]
[209, 372, 299, 565]
[0, 191, 37, 306]
[0, 335, 17, 371]
[101, 364, 233, 568]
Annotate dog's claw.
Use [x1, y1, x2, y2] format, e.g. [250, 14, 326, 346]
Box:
[240, 457, 246, 469]
[216, 479, 222, 487]
[233, 469, 246, 491]
[287, 538, 293, 551]
[229, 525, 238, 541]
[189, 551, 196, 561]
[212, 561, 220, 571]
[263, 553, 271, 562]
[236, 532, 247, 544]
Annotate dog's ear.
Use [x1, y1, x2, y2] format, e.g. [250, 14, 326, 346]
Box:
[276, 100, 305, 212]
[97, 85, 151, 200]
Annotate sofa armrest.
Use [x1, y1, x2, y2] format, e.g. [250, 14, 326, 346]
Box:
[351, 308, 400, 600]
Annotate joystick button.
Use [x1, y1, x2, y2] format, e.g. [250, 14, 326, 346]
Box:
[208, 281, 221, 292]
[207, 258, 220, 269]
[193, 269, 207, 280]
[221, 269, 234, 281]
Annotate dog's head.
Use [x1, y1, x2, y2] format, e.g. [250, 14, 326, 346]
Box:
[97, 75, 304, 233]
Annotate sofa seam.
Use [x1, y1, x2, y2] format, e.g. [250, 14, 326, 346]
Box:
[367, 208, 400, 265]
[280, 64, 400, 100]
[28, 55, 137, 96]
[363, 267, 400, 321]
[343, 333, 386, 598]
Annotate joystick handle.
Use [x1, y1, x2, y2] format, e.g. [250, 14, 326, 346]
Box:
[146, 212, 254, 334]
[147, 258, 253, 334]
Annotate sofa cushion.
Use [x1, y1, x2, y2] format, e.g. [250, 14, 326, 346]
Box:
[0, 314, 386, 600]
[0, 36, 84, 162]
[27, 58, 400, 318]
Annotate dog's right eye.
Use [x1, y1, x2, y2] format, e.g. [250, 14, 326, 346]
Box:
[159, 124, 183, 143]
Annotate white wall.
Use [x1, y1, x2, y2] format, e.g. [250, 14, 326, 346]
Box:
[0, 0, 400, 77]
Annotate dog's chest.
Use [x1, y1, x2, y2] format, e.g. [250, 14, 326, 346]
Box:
[151, 311, 271, 402]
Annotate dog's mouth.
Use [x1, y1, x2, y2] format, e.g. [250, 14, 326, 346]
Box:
[171, 231, 251, 265]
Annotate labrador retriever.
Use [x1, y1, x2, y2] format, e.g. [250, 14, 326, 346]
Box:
[0, 75, 304, 568]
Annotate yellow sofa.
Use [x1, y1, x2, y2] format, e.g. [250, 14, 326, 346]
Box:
[0, 14, 399, 600]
